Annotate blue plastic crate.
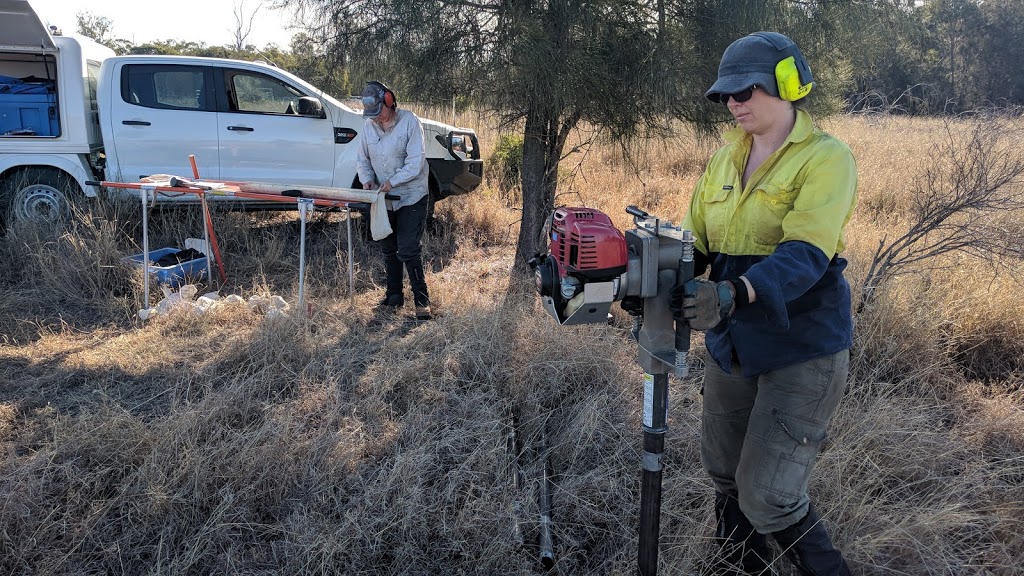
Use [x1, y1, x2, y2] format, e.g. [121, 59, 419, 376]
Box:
[0, 93, 60, 136]
[127, 247, 209, 288]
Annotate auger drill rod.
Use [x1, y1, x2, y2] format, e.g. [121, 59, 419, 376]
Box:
[638, 370, 668, 576]
[639, 228, 695, 576]
[622, 206, 670, 576]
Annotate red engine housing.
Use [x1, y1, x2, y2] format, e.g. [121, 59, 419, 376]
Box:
[547, 207, 627, 281]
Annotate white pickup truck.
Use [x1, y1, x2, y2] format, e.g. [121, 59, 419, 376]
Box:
[0, 0, 482, 228]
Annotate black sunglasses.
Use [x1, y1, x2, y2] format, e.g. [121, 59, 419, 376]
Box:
[720, 85, 756, 104]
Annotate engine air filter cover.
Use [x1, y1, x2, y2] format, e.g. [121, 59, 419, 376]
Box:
[548, 207, 627, 281]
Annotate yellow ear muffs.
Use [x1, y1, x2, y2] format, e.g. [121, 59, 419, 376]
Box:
[775, 56, 813, 101]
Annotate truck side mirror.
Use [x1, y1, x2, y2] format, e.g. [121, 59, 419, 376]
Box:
[297, 96, 326, 119]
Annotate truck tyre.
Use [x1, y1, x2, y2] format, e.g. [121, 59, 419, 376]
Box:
[426, 179, 439, 231]
[2, 167, 77, 228]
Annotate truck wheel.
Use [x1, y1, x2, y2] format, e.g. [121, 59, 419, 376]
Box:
[2, 167, 77, 228]
[426, 181, 439, 231]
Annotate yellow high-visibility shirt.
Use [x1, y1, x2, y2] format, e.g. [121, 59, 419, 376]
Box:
[683, 109, 857, 260]
[680, 109, 858, 377]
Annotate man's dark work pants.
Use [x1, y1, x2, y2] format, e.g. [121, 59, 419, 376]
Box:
[380, 195, 429, 307]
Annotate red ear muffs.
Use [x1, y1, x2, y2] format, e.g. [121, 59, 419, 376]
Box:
[367, 80, 397, 109]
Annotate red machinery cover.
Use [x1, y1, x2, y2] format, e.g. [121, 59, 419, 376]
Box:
[548, 207, 627, 280]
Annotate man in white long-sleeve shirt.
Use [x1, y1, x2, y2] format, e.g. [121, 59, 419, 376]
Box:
[356, 80, 432, 320]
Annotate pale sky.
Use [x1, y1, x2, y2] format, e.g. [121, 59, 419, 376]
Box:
[27, 0, 300, 48]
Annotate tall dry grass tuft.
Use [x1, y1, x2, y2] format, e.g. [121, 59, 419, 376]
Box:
[1, 113, 1023, 575]
[0, 292, 647, 573]
[822, 381, 1024, 574]
[0, 196, 140, 342]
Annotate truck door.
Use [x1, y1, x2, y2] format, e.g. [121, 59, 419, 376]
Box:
[215, 67, 335, 186]
[107, 64, 219, 192]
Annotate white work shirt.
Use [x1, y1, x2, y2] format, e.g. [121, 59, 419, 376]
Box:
[356, 109, 429, 209]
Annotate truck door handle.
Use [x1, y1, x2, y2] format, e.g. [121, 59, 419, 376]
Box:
[122, 120, 151, 126]
[227, 126, 254, 132]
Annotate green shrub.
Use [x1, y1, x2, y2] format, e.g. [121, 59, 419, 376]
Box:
[487, 133, 524, 201]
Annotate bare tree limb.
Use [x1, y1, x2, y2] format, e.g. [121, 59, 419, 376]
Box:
[859, 112, 1024, 311]
[232, 1, 264, 50]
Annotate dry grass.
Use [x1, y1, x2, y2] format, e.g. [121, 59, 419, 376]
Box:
[1, 114, 1023, 575]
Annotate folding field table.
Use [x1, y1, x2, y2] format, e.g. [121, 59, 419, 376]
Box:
[88, 157, 395, 315]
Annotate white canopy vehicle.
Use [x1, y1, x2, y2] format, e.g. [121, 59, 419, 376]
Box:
[0, 0, 482, 228]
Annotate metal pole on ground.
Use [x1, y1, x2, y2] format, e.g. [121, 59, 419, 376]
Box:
[539, 431, 555, 570]
[508, 410, 525, 547]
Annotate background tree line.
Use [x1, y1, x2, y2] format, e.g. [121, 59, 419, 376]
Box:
[79, 0, 1024, 114]
[74, 9, 354, 99]
[76, 0, 1024, 277]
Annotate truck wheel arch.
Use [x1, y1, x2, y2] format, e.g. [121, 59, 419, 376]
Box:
[0, 165, 87, 229]
[426, 174, 440, 227]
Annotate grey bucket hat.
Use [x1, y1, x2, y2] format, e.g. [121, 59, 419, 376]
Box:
[705, 32, 812, 103]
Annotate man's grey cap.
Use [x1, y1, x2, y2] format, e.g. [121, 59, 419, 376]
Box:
[705, 32, 808, 102]
[361, 83, 384, 118]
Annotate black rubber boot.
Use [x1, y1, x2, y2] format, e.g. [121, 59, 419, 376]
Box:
[707, 492, 772, 575]
[406, 260, 430, 309]
[376, 293, 403, 309]
[770, 504, 850, 576]
[380, 252, 404, 307]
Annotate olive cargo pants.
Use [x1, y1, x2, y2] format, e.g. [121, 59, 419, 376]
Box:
[701, 349, 849, 533]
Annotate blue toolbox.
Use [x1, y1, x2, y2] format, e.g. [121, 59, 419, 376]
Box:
[0, 75, 59, 136]
[127, 247, 209, 288]
[0, 92, 59, 136]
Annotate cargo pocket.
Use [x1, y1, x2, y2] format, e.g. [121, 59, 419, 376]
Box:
[756, 408, 828, 499]
[752, 184, 798, 246]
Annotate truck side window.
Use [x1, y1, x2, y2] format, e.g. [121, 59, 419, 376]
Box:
[227, 71, 304, 115]
[121, 64, 211, 111]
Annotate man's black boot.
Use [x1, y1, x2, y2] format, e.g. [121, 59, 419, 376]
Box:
[406, 260, 431, 319]
[706, 492, 772, 575]
[770, 504, 850, 576]
[377, 253, 405, 310]
[376, 293, 404, 309]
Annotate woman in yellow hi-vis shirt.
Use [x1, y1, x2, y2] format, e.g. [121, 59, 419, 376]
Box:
[672, 32, 857, 575]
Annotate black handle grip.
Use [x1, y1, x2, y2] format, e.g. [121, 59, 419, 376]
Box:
[121, 120, 150, 126]
[674, 260, 694, 353]
[85, 180, 100, 186]
[626, 205, 650, 219]
[227, 126, 254, 132]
